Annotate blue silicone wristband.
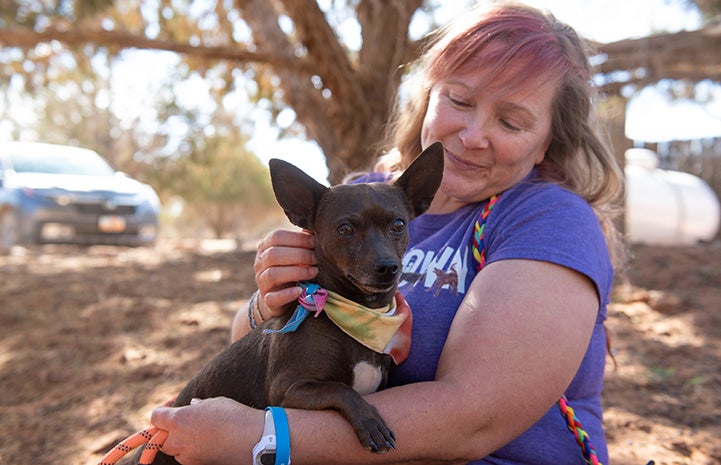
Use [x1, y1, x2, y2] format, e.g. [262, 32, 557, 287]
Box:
[267, 407, 290, 465]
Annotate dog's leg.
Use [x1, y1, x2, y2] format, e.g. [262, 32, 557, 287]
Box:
[275, 380, 396, 453]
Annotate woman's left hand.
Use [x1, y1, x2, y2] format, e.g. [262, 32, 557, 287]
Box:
[150, 397, 263, 465]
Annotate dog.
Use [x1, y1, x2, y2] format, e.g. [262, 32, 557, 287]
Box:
[138, 142, 443, 464]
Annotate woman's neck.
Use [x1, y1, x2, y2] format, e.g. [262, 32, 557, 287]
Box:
[425, 193, 469, 215]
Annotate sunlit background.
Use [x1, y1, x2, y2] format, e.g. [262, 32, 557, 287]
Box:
[3, 0, 718, 184]
[1, 0, 720, 244]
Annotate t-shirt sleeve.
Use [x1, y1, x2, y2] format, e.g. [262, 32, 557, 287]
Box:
[483, 183, 613, 312]
[346, 172, 392, 185]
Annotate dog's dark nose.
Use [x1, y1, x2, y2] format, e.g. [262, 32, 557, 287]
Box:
[375, 260, 400, 280]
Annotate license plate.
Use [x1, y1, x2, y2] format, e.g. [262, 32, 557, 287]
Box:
[98, 215, 126, 233]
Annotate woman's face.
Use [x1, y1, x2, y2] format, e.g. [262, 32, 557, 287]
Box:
[421, 61, 558, 213]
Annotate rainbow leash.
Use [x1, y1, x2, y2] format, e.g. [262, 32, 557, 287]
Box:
[471, 194, 499, 271]
[557, 395, 601, 465]
[472, 194, 603, 465]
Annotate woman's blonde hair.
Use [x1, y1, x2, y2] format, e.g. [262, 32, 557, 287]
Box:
[383, 2, 626, 266]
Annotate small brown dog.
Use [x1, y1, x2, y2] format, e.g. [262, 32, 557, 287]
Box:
[143, 142, 443, 464]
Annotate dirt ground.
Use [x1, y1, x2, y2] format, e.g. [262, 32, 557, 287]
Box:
[0, 240, 719, 465]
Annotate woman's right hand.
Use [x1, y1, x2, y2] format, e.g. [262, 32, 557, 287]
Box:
[254, 228, 318, 319]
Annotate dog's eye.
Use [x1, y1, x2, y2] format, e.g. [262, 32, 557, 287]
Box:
[336, 223, 354, 237]
[390, 219, 406, 234]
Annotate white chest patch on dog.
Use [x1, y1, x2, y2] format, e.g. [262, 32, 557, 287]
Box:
[352, 361, 383, 395]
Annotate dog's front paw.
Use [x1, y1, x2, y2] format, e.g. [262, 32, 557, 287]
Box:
[354, 414, 396, 453]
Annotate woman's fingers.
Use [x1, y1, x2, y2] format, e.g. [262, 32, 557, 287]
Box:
[262, 284, 305, 317]
[150, 398, 263, 465]
[256, 244, 318, 291]
[255, 230, 315, 270]
[256, 229, 314, 257]
[256, 244, 317, 272]
[254, 229, 318, 316]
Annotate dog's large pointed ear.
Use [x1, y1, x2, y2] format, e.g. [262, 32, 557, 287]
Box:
[393, 141, 444, 218]
[269, 159, 328, 229]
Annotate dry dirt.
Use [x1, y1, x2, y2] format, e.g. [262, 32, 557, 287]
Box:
[0, 240, 719, 465]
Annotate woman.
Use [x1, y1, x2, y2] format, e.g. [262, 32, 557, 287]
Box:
[152, 3, 625, 464]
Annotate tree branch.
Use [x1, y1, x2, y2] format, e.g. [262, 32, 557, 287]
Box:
[595, 24, 721, 91]
[280, 0, 358, 97]
[236, 0, 337, 157]
[0, 27, 302, 70]
[355, 0, 422, 102]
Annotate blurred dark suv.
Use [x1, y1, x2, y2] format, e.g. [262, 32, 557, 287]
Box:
[0, 142, 160, 248]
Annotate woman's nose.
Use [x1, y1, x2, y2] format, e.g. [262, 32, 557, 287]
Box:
[458, 118, 490, 149]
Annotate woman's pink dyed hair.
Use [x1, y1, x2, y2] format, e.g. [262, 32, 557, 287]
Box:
[383, 2, 625, 266]
[426, 3, 589, 94]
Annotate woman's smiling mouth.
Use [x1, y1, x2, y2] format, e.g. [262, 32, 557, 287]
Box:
[445, 148, 486, 171]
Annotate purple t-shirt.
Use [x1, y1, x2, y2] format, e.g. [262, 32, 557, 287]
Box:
[376, 171, 612, 465]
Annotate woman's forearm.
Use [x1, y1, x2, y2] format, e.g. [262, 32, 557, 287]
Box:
[281, 380, 509, 465]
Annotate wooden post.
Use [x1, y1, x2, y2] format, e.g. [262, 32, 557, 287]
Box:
[598, 94, 632, 235]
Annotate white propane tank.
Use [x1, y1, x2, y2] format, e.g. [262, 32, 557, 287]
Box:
[625, 148, 721, 245]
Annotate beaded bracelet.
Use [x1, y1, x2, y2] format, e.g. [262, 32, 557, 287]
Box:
[247, 290, 265, 329]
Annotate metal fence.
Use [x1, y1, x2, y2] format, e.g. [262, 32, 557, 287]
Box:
[641, 138, 721, 202]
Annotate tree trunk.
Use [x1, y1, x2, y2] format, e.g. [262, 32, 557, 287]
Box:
[236, 0, 422, 183]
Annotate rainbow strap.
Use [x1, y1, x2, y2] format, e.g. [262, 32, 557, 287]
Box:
[471, 195, 603, 465]
[471, 194, 499, 271]
[558, 396, 601, 465]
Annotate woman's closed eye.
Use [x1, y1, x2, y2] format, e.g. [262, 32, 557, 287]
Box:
[446, 93, 472, 109]
[497, 103, 536, 132]
[499, 118, 523, 132]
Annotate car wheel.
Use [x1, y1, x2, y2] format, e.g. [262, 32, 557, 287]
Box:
[0, 208, 19, 251]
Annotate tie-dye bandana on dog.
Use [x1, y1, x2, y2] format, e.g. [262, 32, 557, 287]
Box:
[265, 282, 412, 365]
